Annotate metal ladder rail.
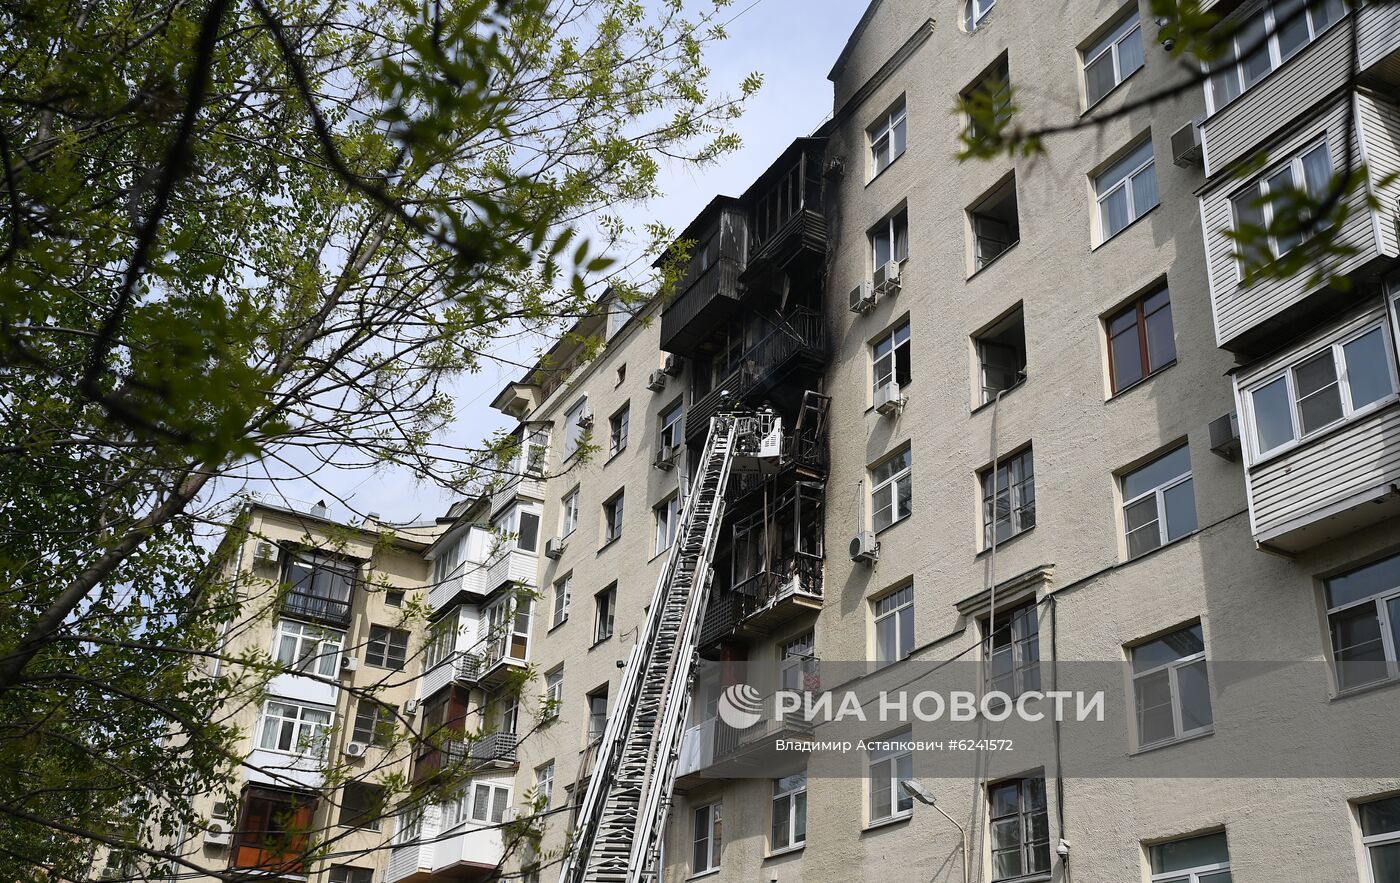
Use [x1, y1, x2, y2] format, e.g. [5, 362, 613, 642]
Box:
[557, 416, 738, 883]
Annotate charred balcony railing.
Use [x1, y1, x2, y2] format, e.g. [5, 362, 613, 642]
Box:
[684, 308, 825, 441]
[699, 555, 823, 647]
[414, 732, 518, 782]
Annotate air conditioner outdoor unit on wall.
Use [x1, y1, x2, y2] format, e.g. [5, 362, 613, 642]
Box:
[661, 354, 683, 376]
[343, 741, 369, 758]
[849, 532, 879, 565]
[340, 655, 358, 673]
[849, 281, 876, 314]
[203, 820, 232, 846]
[545, 536, 566, 559]
[1208, 411, 1241, 460]
[1171, 120, 1203, 167]
[402, 699, 420, 716]
[646, 370, 668, 392]
[873, 261, 901, 297]
[654, 444, 679, 471]
[874, 382, 903, 416]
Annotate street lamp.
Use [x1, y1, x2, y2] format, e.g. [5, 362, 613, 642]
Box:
[901, 780, 970, 883]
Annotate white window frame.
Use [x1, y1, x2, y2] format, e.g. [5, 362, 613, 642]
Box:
[586, 687, 609, 743]
[1229, 139, 1332, 276]
[1095, 138, 1157, 242]
[654, 494, 681, 556]
[984, 602, 1039, 699]
[873, 584, 914, 668]
[692, 802, 723, 874]
[869, 98, 907, 178]
[393, 804, 424, 846]
[965, 0, 997, 30]
[1130, 625, 1213, 750]
[1361, 796, 1400, 883]
[871, 210, 909, 273]
[486, 594, 531, 664]
[771, 772, 807, 852]
[552, 574, 571, 628]
[602, 491, 624, 544]
[468, 781, 511, 825]
[273, 619, 345, 678]
[594, 584, 616, 643]
[608, 404, 629, 458]
[257, 699, 333, 758]
[872, 320, 912, 397]
[543, 667, 564, 719]
[563, 397, 588, 457]
[1241, 320, 1399, 462]
[779, 630, 817, 693]
[1325, 557, 1400, 693]
[560, 488, 580, 537]
[867, 730, 913, 824]
[1148, 833, 1232, 883]
[659, 400, 684, 451]
[870, 446, 913, 533]
[1120, 445, 1195, 559]
[535, 761, 555, 807]
[1205, 0, 1349, 114]
[981, 447, 1035, 548]
[1082, 10, 1143, 107]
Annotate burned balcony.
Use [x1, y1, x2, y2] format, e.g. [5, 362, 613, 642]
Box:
[683, 308, 825, 442]
[658, 199, 748, 354]
[740, 138, 828, 287]
[701, 555, 823, 650]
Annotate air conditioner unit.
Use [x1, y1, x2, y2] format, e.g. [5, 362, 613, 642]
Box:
[1208, 411, 1241, 460]
[849, 281, 876, 314]
[873, 261, 901, 297]
[210, 801, 231, 821]
[646, 369, 668, 392]
[340, 655, 358, 673]
[849, 532, 879, 565]
[402, 699, 420, 716]
[654, 443, 679, 471]
[576, 409, 594, 429]
[1171, 119, 1203, 167]
[545, 536, 566, 559]
[661, 354, 683, 376]
[874, 382, 904, 415]
[343, 740, 369, 758]
[253, 540, 277, 562]
[203, 819, 232, 846]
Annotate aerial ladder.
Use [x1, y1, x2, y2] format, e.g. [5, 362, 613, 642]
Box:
[557, 409, 780, 883]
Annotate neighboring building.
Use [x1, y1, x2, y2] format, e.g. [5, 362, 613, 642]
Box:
[174, 2, 1400, 883]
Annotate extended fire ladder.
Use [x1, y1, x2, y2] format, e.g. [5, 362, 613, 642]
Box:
[558, 412, 778, 883]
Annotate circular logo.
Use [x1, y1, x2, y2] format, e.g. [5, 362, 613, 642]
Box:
[716, 683, 764, 729]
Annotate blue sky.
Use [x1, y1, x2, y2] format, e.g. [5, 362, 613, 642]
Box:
[222, 0, 869, 525]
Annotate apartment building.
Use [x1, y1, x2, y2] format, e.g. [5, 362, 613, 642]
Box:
[174, 1, 1400, 883]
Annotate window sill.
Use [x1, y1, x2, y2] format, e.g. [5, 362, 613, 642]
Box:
[1107, 360, 1176, 401]
[598, 536, 621, 553]
[688, 870, 721, 881]
[1248, 395, 1399, 469]
[967, 241, 1021, 281]
[589, 634, 613, 650]
[975, 524, 1036, 558]
[866, 152, 905, 187]
[862, 812, 912, 833]
[1080, 68, 1141, 116]
[605, 446, 627, 465]
[1092, 203, 1159, 251]
[1331, 674, 1400, 703]
[970, 378, 1025, 415]
[765, 843, 806, 860]
[1123, 526, 1201, 565]
[1130, 727, 1214, 756]
[547, 618, 569, 635]
[874, 513, 912, 537]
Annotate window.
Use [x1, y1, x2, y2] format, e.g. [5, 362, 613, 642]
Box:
[282, 552, 356, 623]
[351, 699, 394, 747]
[1245, 322, 1396, 458]
[468, 782, 510, 825]
[693, 802, 722, 873]
[328, 866, 373, 883]
[985, 601, 1040, 698]
[493, 505, 540, 554]
[965, 0, 996, 30]
[615, 363, 626, 387]
[602, 491, 624, 545]
[989, 776, 1050, 881]
[608, 405, 629, 458]
[564, 398, 588, 457]
[542, 667, 564, 720]
[969, 175, 1020, 271]
[961, 56, 1012, 152]
[594, 584, 616, 643]
[338, 782, 385, 831]
[1108, 287, 1176, 393]
[654, 495, 681, 555]
[552, 574, 572, 628]
[871, 446, 913, 532]
[486, 594, 531, 662]
[515, 425, 549, 475]
[231, 790, 314, 870]
[872, 320, 912, 397]
[273, 619, 344, 677]
[874, 585, 914, 668]
[869, 98, 907, 176]
[1082, 10, 1143, 107]
[1149, 831, 1232, 882]
[586, 686, 609, 743]
[1324, 552, 1400, 691]
[500, 694, 519, 735]
[976, 306, 1027, 404]
[365, 625, 409, 670]
[385, 589, 404, 607]
[779, 631, 817, 693]
[1121, 445, 1196, 559]
[535, 761, 555, 808]
[982, 447, 1035, 546]
[1131, 623, 1212, 748]
[561, 488, 580, 537]
[1207, 0, 1347, 111]
[871, 209, 909, 272]
[868, 730, 913, 822]
[659, 400, 684, 451]
[1096, 138, 1158, 241]
[257, 699, 332, 756]
[771, 772, 807, 851]
[394, 804, 424, 846]
[606, 298, 632, 339]
[1361, 795, 1400, 883]
[1231, 140, 1331, 269]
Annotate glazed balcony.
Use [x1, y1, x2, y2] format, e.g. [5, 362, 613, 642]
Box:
[675, 669, 820, 787]
[427, 559, 489, 612]
[385, 801, 508, 883]
[699, 555, 823, 650]
[683, 308, 825, 442]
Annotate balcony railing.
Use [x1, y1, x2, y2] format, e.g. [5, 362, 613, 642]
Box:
[281, 584, 356, 627]
[700, 555, 823, 647]
[414, 732, 518, 782]
[685, 308, 825, 440]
